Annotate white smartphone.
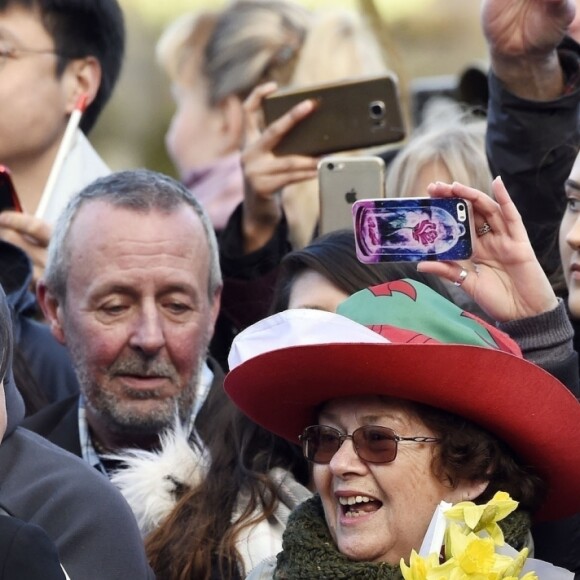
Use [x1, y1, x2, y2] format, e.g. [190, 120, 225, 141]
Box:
[318, 156, 386, 235]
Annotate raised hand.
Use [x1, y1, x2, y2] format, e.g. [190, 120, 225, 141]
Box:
[240, 82, 318, 253]
[0, 211, 51, 286]
[417, 177, 559, 322]
[482, 0, 575, 58]
[481, 0, 576, 98]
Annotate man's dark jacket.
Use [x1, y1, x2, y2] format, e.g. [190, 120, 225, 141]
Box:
[0, 287, 154, 579]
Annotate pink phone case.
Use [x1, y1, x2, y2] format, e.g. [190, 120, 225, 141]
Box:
[353, 197, 474, 263]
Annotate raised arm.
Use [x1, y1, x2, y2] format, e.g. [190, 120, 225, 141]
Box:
[482, 0, 580, 278]
[419, 178, 578, 395]
[240, 82, 318, 255]
[482, 0, 575, 99]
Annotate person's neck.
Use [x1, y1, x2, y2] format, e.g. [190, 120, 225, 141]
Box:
[87, 412, 162, 454]
[4, 136, 65, 214]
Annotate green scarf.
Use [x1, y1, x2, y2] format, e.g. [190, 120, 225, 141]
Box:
[273, 495, 531, 580]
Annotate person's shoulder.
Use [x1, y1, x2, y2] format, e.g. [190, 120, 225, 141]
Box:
[21, 395, 81, 453]
[0, 516, 67, 580]
[22, 394, 79, 430]
[0, 428, 155, 579]
[0, 426, 127, 510]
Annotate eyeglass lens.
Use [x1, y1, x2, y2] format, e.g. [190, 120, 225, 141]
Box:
[301, 425, 399, 464]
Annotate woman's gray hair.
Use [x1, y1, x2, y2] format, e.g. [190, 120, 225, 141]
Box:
[386, 100, 492, 199]
[203, 0, 311, 105]
[44, 169, 222, 303]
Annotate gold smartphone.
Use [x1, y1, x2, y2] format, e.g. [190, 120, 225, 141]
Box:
[318, 155, 386, 235]
[262, 75, 406, 157]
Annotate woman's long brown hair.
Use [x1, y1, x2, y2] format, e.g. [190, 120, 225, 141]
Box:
[145, 384, 309, 580]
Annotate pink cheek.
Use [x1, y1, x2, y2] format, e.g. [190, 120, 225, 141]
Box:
[312, 466, 332, 494]
[87, 333, 127, 366]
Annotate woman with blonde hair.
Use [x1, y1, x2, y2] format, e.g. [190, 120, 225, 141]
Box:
[157, 0, 395, 366]
[157, 0, 392, 239]
[385, 99, 491, 199]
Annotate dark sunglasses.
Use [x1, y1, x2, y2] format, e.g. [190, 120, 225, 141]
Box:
[299, 424, 440, 464]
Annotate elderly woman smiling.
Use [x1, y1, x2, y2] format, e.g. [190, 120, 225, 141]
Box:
[225, 180, 580, 578]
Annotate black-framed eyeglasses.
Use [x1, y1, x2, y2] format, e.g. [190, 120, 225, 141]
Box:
[299, 424, 441, 464]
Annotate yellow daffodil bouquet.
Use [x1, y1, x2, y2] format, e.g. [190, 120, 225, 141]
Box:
[400, 492, 573, 580]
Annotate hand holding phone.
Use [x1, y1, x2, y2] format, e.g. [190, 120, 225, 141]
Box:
[262, 74, 406, 157]
[415, 178, 560, 324]
[0, 165, 52, 286]
[0, 165, 23, 213]
[240, 82, 319, 252]
[353, 197, 475, 263]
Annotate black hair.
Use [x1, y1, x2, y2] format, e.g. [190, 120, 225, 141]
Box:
[0, 0, 125, 133]
[270, 229, 454, 313]
[147, 379, 308, 580]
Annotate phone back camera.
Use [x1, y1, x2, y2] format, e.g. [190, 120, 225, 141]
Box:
[456, 202, 467, 222]
[369, 100, 386, 120]
[327, 162, 335, 171]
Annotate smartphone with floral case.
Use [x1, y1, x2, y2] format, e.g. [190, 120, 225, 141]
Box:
[353, 197, 475, 263]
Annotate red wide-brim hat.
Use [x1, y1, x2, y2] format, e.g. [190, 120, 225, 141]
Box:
[225, 280, 580, 522]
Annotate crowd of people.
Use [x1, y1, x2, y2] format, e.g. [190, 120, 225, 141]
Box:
[0, 0, 579, 578]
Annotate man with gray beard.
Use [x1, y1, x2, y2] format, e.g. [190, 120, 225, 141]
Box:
[23, 169, 223, 476]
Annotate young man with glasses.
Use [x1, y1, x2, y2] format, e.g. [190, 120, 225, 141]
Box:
[0, 0, 125, 406]
[0, 0, 124, 279]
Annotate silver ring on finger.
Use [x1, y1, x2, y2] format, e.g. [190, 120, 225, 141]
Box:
[477, 222, 492, 237]
[453, 267, 468, 287]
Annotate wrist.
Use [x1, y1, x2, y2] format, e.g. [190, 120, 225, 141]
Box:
[241, 195, 282, 254]
[242, 192, 282, 226]
[491, 50, 565, 100]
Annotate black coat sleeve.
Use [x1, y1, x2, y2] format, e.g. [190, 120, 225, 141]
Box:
[0, 516, 66, 580]
[486, 39, 580, 278]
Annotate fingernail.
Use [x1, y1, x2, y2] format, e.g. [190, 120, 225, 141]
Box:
[296, 99, 314, 113]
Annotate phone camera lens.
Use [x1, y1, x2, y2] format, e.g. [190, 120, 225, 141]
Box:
[369, 100, 386, 120]
[327, 163, 335, 171]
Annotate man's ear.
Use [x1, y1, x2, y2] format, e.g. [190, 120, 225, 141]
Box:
[37, 281, 66, 345]
[216, 95, 244, 153]
[208, 287, 222, 340]
[62, 56, 102, 114]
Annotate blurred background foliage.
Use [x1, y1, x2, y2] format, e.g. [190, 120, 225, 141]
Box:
[91, 0, 486, 178]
